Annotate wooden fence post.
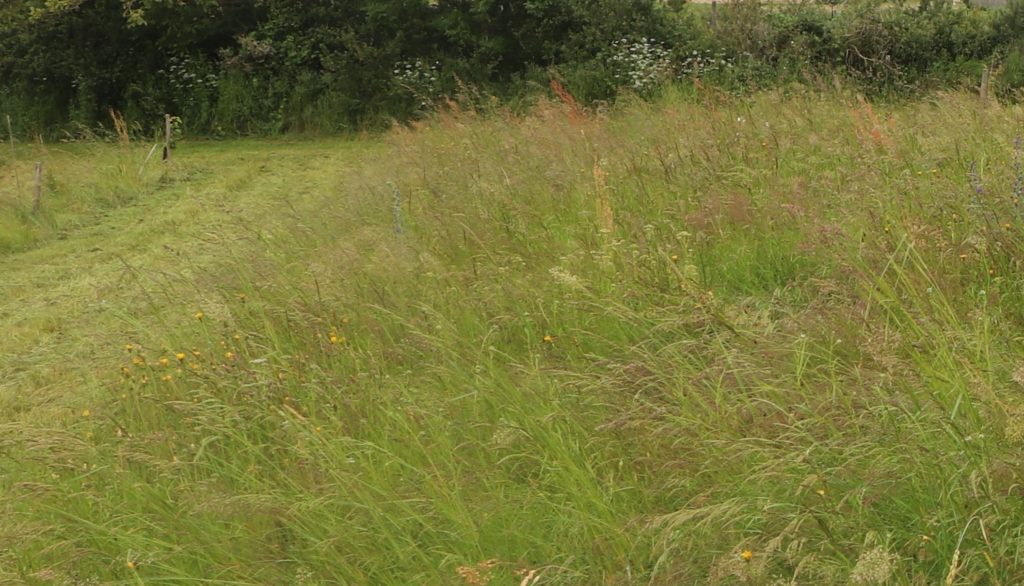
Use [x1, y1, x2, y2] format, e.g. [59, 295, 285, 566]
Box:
[980, 67, 991, 105]
[163, 114, 172, 162]
[710, 0, 718, 30]
[32, 161, 42, 214]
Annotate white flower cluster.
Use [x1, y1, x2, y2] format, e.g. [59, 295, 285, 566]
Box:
[679, 49, 736, 77]
[608, 38, 673, 93]
[850, 547, 897, 585]
[393, 59, 443, 108]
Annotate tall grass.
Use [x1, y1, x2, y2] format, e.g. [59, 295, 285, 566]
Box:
[2, 88, 1024, 584]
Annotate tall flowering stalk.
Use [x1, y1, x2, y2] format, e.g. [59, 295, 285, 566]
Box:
[1013, 137, 1023, 218]
[967, 160, 985, 219]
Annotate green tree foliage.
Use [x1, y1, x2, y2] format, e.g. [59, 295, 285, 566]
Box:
[0, 0, 680, 135]
[0, 0, 261, 131]
[1, 0, 1021, 136]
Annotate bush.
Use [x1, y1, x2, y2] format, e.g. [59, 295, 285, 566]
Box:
[701, 0, 1002, 96]
[1, 0, 1022, 136]
[996, 45, 1024, 99]
[0, 0, 689, 135]
[995, 0, 1024, 42]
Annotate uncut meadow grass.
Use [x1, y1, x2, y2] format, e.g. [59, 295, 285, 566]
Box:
[1, 88, 1024, 584]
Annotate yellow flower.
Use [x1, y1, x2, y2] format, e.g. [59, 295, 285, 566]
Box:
[120, 367, 131, 377]
[670, 254, 679, 262]
[131, 356, 144, 366]
[194, 311, 204, 321]
[233, 334, 242, 341]
[816, 488, 826, 497]
[81, 409, 91, 417]
[543, 335, 554, 343]
[189, 362, 200, 371]
[329, 333, 343, 345]
[175, 352, 186, 361]
[158, 357, 170, 367]
[161, 374, 173, 382]
[126, 561, 136, 570]
[225, 351, 236, 360]
[741, 550, 753, 562]
[192, 350, 202, 357]
[125, 343, 134, 352]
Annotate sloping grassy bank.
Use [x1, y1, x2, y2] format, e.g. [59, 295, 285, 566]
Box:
[2, 89, 1024, 584]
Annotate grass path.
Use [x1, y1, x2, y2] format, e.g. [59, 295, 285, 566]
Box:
[0, 139, 373, 420]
